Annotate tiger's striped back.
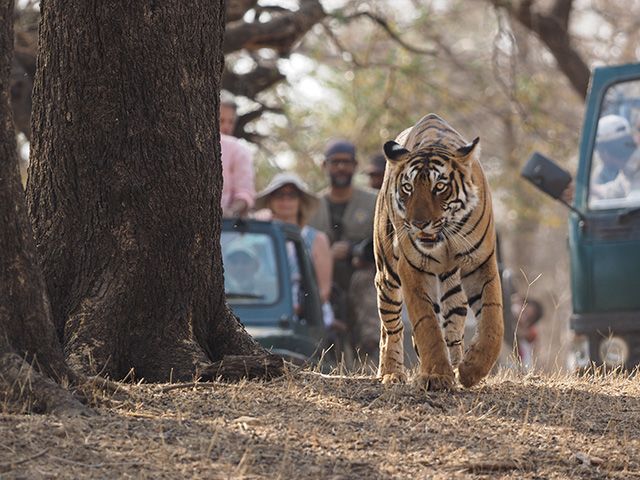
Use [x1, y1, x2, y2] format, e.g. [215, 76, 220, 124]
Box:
[374, 114, 503, 390]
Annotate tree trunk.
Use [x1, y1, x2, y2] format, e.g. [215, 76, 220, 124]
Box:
[1, 0, 89, 415]
[25, 0, 271, 383]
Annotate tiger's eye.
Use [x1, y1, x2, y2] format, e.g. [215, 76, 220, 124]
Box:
[434, 181, 448, 193]
[402, 183, 413, 194]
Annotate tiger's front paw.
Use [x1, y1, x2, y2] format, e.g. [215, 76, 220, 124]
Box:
[457, 361, 485, 388]
[379, 372, 408, 384]
[413, 372, 455, 391]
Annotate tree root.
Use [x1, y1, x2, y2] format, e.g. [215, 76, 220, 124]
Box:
[198, 354, 284, 381]
[0, 352, 93, 417]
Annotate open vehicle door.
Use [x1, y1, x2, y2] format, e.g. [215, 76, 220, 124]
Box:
[522, 62, 640, 370]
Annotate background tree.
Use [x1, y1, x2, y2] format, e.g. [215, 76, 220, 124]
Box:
[11, 1, 640, 161]
[490, 0, 591, 98]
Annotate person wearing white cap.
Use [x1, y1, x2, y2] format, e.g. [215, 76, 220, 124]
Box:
[590, 114, 637, 201]
[622, 116, 640, 194]
[254, 173, 339, 330]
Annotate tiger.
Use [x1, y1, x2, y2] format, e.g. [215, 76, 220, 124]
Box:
[374, 113, 503, 391]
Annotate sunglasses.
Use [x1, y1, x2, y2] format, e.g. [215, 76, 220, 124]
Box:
[272, 190, 300, 200]
[326, 158, 356, 167]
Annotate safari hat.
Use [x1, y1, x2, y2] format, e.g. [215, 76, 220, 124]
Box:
[597, 115, 630, 143]
[254, 172, 320, 226]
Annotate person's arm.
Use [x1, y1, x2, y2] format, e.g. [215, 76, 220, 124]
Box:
[224, 141, 255, 216]
[330, 241, 352, 261]
[591, 172, 630, 201]
[223, 199, 248, 217]
[311, 231, 333, 303]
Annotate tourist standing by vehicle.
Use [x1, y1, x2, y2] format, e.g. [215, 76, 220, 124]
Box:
[254, 173, 338, 330]
[308, 139, 378, 362]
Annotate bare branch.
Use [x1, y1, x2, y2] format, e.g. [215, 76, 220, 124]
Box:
[0, 448, 49, 472]
[320, 23, 363, 68]
[342, 11, 437, 56]
[550, 0, 573, 29]
[236, 104, 284, 142]
[221, 65, 286, 99]
[223, 0, 326, 54]
[225, 0, 258, 23]
[489, 0, 590, 99]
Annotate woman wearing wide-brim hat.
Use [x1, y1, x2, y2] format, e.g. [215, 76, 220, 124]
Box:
[254, 173, 340, 330]
[254, 173, 320, 227]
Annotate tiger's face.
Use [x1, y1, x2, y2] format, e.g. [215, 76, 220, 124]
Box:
[383, 139, 480, 250]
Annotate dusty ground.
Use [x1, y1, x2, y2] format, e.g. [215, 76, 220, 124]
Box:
[1, 362, 639, 480]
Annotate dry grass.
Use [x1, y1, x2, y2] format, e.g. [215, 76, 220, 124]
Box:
[1, 362, 639, 479]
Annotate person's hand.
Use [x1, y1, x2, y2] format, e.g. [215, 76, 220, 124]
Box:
[561, 183, 575, 203]
[252, 208, 274, 221]
[328, 319, 348, 333]
[222, 199, 249, 218]
[525, 327, 537, 344]
[331, 241, 352, 261]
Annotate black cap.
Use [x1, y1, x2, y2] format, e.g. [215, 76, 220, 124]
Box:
[324, 139, 356, 159]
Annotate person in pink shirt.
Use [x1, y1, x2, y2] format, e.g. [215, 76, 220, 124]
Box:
[220, 92, 255, 217]
[220, 134, 255, 216]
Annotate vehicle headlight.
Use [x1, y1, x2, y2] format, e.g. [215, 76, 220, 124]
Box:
[599, 336, 629, 368]
[570, 334, 590, 371]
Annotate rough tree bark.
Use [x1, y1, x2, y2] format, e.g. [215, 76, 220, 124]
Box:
[24, 0, 277, 383]
[0, 0, 88, 415]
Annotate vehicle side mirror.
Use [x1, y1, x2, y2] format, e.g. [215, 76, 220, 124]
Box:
[521, 152, 573, 200]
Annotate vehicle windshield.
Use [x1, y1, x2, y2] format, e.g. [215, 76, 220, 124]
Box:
[221, 231, 280, 305]
[588, 79, 640, 210]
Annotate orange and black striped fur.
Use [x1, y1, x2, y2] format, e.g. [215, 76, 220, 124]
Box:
[374, 114, 503, 390]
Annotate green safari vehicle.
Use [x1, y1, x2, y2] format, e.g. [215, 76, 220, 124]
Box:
[221, 217, 326, 364]
[522, 62, 640, 371]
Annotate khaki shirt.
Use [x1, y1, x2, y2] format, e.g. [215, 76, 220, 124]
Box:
[308, 187, 378, 292]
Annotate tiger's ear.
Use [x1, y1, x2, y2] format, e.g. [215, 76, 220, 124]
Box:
[454, 137, 480, 159]
[383, 141, 410, 164]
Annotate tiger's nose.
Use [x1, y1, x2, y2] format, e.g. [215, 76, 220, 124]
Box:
[412, 220, 430, 230]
